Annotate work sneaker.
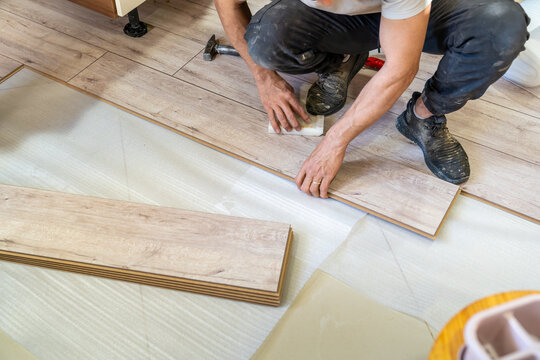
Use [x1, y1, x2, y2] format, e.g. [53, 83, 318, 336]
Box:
[396, 92, 470, 184]
[306, 52, 368, 116]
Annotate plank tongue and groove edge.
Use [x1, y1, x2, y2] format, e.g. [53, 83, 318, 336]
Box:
[67, 53, 460, 238]
[0, 184, 293, 306]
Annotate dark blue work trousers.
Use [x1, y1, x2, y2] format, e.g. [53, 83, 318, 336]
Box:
[245, 0, 530, 115]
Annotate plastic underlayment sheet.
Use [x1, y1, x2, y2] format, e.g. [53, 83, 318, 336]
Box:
[0, 68, 363, 359]
[2, 68, 539, 359]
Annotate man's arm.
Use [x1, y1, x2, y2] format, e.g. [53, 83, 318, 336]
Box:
[214, 0, 310, 132]
[294, 5, 431, 198]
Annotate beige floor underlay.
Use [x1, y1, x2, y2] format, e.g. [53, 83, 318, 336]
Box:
[252, 270, 434, 360]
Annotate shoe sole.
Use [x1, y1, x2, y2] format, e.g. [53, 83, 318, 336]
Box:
[307, 53, 369, 117]
[396, 113, 469, 185]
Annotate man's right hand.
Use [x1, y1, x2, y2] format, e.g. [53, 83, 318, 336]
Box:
[255, 70, 311, 133]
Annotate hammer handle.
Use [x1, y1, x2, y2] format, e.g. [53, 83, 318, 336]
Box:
[216, 45, 240, 56]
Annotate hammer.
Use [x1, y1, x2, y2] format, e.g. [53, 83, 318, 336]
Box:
[203, 34, 240, 61]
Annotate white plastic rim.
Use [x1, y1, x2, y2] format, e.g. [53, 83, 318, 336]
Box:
[463, 294, 540, 360]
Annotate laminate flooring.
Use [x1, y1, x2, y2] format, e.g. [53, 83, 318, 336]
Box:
[0, 184, 293, 305]
[0, 55, 20, 79]
[0, 0, 202, 75]
[0, 9, 105, 81]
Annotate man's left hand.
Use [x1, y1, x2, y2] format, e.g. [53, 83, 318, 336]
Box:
[294, 136, 347, 198]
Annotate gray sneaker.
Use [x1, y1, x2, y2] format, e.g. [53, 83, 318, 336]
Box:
[396, 92, 470, 184]
[306, 52, 368, 116]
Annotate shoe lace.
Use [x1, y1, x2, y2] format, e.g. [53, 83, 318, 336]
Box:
[424, 116, 447, 135]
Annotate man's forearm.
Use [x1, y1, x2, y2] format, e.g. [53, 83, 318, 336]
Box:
[214, 0, 272, 80]
[325, 65, 417, 148]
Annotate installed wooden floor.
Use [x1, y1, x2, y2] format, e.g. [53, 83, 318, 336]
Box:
[0, 184, 293, 306]
[0, 0, 537, 234]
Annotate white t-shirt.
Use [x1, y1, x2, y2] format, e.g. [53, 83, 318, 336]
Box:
[299, 0, 432, 19]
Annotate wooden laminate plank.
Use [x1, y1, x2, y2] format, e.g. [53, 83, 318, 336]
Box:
[69, 53, 459, 237]
[0, 0, 201, 75]
[176, 52, 539, 222]
[0, 253, 284, 305]
[0, 55, 21, 79]
[0, 254, 281, 306]
[138, 0, 225, 45]
[350, 112, 540, 222]
[415, 53, 540, 119]
[0, 10, 105, 81]
[0, 184, 292, 298]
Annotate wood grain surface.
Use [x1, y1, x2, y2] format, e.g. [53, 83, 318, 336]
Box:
[347, 112, 540, 222]
[429, 291, 540, 360]
[0, 55, 21, 79]
[139, 0, 225, 45]
[0, 184, 293, 305]
[68, 53, 459, 238]
[0, 10, 105, 81]
[0, 0, 202, 75]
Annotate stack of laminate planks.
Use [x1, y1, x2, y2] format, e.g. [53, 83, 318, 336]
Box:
[0, 184, 293, 306]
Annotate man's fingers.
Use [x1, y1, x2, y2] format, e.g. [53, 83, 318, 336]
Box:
[290, 98, 311, 123]
[280, 104, 301, 131]
[295, 168, 306, 189]
[310, 178, 322, 198]
[320, 177, 332, 199]
[266, 107, 281, 134]
[274, 107, 292, 132]
[300, 176, 313, 196]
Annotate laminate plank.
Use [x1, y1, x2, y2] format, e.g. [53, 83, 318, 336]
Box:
[347, 111, 540, 222]
[0, 0, 201, 75]
[177, 53, 539, 221]
[0, 184, 292, 297]
[138, 0, 225, 45]
[0, 255, 282, 306]
[0, 55, 20, 79]
[69, 52, 460, 237]
[0, 10, 105, 81]
[415, 53, 540, 119]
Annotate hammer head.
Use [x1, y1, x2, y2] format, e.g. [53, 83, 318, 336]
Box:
[203, 34, 218, 61]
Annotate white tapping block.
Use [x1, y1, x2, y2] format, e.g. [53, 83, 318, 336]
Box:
[267, 114, 324, 136]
